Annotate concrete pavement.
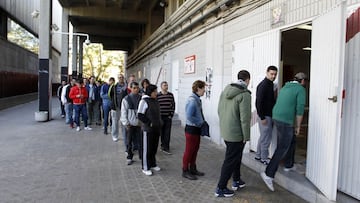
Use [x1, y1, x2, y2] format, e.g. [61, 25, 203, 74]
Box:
[0, 98, 305, 203]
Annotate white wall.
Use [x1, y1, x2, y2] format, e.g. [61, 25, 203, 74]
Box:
[339, 7, 360, 200]
[129, 0, 360, 145]
[0, 0, 40, 34]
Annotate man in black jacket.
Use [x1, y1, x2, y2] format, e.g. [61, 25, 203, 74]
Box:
[255, 66, 278, 165]
[137, 84, 162, 176]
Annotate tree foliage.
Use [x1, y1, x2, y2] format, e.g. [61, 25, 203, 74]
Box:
[7, 20, 39, 54]
[83, 43, 125, 82]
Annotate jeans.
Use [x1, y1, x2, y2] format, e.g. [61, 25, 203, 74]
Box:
[182, 132, 200, 170]
[102, 103, 111, 129]
[265, 120, 294, 178]
[217, 141, 245, 189]
[87, 100, 100, 125]
[64, 103, 73, 124]
[111, 109, 121, 141]
[73, 104, 88, 127]
[256, 116, 273, 160]
[284, 134, 296, 168]
[160, 116, 172, 151]
[121, 123, 128, 149]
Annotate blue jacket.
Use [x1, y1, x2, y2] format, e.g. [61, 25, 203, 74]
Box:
[100, 84, 111, 106]
[85, 84, 101, 101]
[185, 93, 204, 127]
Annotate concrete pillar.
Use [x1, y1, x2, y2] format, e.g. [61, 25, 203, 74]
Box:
[78, 37, 84, 79]
[0, 10, 7, 38]
[60, 9, 69, 82]
[72, 35, 78, 78]
[37, 0, 52, 121]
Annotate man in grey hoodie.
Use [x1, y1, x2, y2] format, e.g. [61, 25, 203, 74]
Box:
[215, 70, 251, 198]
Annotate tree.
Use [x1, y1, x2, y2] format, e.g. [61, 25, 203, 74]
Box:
[83, 43, 125, 82]
[7, 20, 39, 54]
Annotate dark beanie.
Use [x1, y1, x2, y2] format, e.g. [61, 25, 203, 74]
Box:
[145, 84, 157, 96]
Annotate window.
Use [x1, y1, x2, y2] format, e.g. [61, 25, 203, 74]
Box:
[7, 19, 39, 54]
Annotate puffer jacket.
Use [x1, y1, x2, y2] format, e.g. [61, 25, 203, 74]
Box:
[69, 85, 88, 105]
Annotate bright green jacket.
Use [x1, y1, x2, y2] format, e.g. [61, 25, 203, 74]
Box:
[218, 83, 251, 142]
[272, 82, 306, 125]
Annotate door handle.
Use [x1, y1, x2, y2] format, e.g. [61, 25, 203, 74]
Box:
[328, 96, 337, 103]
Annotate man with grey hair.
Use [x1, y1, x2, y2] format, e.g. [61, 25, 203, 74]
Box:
[108, 74, 128, 142]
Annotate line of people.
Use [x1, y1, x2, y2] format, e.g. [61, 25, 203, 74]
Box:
[58, 74, 176, 177]
[57, 68, 306, 198]
[213, 68, 307, 198]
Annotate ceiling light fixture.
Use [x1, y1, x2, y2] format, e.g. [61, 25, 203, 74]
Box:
[51, 24, 59, 31]
[159, 0, 168, 7]
[31, 10, 40, 18]
[297, 24, 312, 30]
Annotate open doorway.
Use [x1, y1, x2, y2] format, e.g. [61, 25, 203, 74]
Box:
[280, 24, 311, 174]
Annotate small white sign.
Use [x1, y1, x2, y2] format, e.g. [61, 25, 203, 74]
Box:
[184, 55, 196, 74]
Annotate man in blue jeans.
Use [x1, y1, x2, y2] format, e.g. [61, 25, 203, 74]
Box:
[260, 72, 307, 192]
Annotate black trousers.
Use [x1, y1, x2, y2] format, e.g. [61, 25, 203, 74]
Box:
[141, 129, 160, 170]
[160, 116, 172, 151]
[217, 141, 245, 189]
[126, 126, 141, 160]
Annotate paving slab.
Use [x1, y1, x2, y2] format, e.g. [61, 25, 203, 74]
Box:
[0, 98, 306, 203]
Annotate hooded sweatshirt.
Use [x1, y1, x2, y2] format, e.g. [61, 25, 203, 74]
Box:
[218, 80, 251, 142]
[272, 81, 306, 125]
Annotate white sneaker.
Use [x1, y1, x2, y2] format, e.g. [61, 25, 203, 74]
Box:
[76, 126, 81, 131]
[260, 159, 270, 165]
[84, 126, 92, 130]
[112, 137, 119, 142]
[126, 159, 133, 165]
[150, 166, 161, 171]
[142, 170, 152, 176]
[283, 165, 296, 172]
[260, 172, 274, 191]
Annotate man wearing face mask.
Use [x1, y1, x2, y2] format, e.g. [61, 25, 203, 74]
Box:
[260, 72, 307, 192]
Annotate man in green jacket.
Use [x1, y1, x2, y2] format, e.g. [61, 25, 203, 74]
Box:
[215, 70, 251, 198]
[260, 72, 307, 192]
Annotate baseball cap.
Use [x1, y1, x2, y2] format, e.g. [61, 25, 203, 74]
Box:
[294, 72, 308, 80]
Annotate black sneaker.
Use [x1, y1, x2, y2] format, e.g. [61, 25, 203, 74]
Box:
[231, 179, 246, 190]
[215, 187, 234, 197]
[182, 170, 197, 180]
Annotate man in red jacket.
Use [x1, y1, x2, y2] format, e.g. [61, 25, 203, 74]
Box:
[69, 79, 92, 132]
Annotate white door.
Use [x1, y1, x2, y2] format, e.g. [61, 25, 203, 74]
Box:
[171, 60, 179, 113]
[306, 2, 346, 201]
[232, 30, 280, 153]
